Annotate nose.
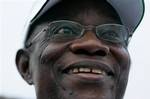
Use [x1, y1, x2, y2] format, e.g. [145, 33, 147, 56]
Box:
[70, 31, 109, 56]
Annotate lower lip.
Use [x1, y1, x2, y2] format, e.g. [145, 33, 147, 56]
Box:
[70, 73, 105, 81]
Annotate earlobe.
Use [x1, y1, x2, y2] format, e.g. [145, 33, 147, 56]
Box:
[16, 49, 33, 85]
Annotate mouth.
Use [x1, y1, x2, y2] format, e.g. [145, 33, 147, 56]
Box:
[62, 61, 115, 80]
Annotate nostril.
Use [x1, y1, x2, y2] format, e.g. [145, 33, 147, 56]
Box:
[73, 48, 108, 56]
[95, 50, 107, 56]
[74, 49, 92, 55]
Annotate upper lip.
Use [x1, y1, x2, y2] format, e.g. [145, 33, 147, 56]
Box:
[61, 61, 115, 77]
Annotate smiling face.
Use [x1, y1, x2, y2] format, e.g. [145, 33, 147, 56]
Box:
[16, 0, 131, 99]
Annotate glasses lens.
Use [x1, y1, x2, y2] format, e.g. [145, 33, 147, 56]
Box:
[96, 24, 129, 45]
[47, 20, 83, 41]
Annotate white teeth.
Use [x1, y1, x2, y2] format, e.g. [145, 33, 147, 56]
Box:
[83, 68, 91, 72]
[73, 68, 78, 73]
[69, 67, 105, 75]
[78, 68, 91, 72]
[92, 69, 102, 74]
[79, 68, 85, 72]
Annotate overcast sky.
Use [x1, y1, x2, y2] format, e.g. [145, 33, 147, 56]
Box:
[1, 0, 150, 99]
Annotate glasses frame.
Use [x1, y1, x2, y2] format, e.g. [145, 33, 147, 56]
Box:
[26, 20, 132, 48]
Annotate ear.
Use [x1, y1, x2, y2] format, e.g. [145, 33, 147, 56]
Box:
[16, 49, 33, 85]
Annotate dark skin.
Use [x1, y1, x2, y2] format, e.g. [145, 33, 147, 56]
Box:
[16, 0, 131, 99]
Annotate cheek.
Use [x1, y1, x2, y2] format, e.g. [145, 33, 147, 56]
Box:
[31, 42, 70, 81]
[110, 46, 131, 71]
[40, 42, 70, 64]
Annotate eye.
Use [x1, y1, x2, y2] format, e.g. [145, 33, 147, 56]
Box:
[100, 31, 121, 42]
[102, 31, 118, 38]
[49, 26, 81, 41]
[57, 27, 75, 35]
[52, 26, 80, 38]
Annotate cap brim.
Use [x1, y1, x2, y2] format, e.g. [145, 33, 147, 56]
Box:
[30, 0, 145, 33]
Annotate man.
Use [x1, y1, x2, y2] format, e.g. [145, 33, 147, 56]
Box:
[15, 0, 145, 99]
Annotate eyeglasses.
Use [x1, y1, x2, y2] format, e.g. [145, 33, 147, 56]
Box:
[28, 20, 131, 47]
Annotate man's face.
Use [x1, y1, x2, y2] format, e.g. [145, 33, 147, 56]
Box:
[16, 1, 131, 99]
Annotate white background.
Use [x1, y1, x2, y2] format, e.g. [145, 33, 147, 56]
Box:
[0, 0, 150, 99]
